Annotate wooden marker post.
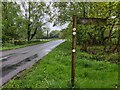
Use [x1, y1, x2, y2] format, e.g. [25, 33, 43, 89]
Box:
[71, 15, 76, 87]
[71, 15, 107, 87]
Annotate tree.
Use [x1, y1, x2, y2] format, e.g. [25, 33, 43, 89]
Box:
[21, 2, 50, 41]
[2, 2, 21, 43]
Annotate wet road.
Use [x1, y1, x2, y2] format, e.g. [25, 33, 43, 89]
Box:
[0, 39, 65, 86]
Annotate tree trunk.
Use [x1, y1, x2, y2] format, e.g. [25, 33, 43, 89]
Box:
[27, 2, 31, 41]
[30, 27, 37, 40]
[100, 27, 105, 45]
[47, 30, 49, 39]
[104, 19, 116, 52]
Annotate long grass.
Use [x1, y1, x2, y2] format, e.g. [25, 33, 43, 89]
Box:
[0, 40, 48, 51]
[3, 41, 118, 88]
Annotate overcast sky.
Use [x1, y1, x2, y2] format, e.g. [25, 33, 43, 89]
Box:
[46, 22, 69, 31]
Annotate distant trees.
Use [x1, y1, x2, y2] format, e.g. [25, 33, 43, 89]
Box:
[50, 30, 60, 38]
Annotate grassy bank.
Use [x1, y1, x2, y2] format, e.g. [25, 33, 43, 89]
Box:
[3, 41, 118, 88]
[0, 40, 50, 51]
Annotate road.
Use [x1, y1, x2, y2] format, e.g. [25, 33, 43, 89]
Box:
[0, 39, 65, 86]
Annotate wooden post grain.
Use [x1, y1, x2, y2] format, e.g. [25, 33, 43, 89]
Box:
[71, 15, 76, 87]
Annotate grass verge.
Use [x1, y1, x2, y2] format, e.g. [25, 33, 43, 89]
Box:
[3, 41, 118, 88]
[0, 40, 49, 51]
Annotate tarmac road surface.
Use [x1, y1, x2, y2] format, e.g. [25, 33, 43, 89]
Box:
[0, 39, 65, 86]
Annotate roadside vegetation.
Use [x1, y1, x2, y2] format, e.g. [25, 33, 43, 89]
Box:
[0, 40, 50, 51]
[3, 41, 118, 88]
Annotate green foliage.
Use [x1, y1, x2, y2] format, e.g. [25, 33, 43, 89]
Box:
[78, 45, 119, 63]
[60, 24, 72, 40]
[2, 2, 21, 43]
[3, 41, 118, 88]
[14, 40, 27, 45]
[55, 2, 119, 53]
[106, 53, 119, 63]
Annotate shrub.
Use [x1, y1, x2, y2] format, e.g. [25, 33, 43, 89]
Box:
[2, 43, 14, 47]
[14, 40, 27, 45]
[106, 53, 119, 63]
[90, 54, 105, 61]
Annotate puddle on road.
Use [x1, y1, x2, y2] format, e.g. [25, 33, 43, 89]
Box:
[1, 52, 29, 62]
[21, 51, 28, 54]
[1, 54, 38, 77]
[0, 57, 8, 62]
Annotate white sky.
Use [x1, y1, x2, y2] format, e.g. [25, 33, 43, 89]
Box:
[46, 22, 69, 31]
